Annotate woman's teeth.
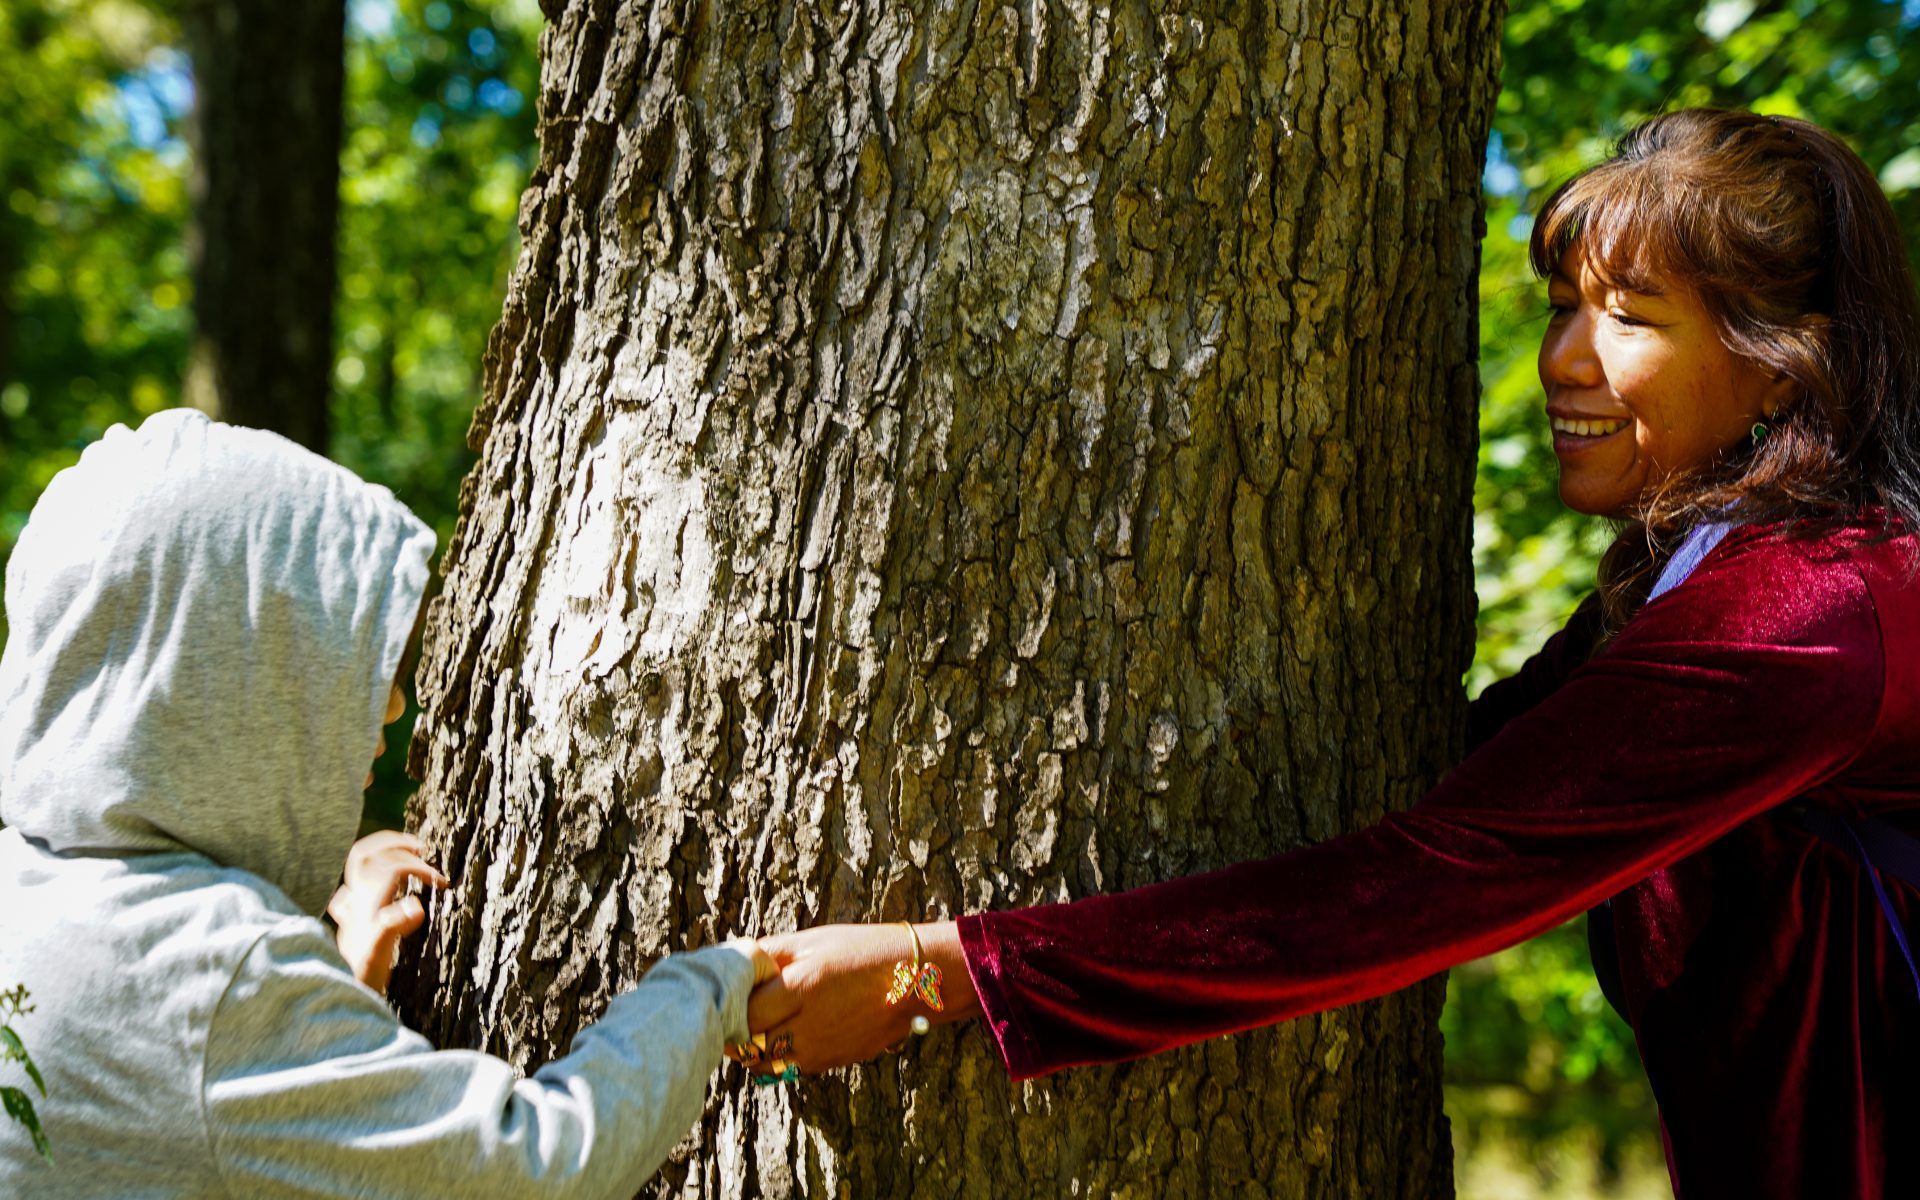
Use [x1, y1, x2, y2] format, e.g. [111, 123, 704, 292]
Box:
[1550, 417, 1628, 438]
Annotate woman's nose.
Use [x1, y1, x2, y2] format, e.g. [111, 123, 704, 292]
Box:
[1539, 310, 1604, 392]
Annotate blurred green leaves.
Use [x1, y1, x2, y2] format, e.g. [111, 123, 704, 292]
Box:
[331, 0, 539, 550]
[329, 0, 542, 829]
[0, 0, 189, 578]
[0, 0, 539, 822]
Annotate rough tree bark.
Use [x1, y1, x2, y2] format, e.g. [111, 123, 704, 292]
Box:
[400, 2, 1499, 1196]
[180, 0, 344, 452]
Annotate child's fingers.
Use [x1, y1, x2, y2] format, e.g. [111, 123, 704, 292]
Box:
[345, 832, 437, 882]
[382, 855, 451, 893]
[350, 849, 450, 896]
[377, 893, 427, 938]
[722, 936, 780, 985]
[749, 944, 780, 986]
[326, 883, 353, 927]
[349, 829, 426, 860]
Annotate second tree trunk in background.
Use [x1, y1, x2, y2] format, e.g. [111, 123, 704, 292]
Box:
[181, 0, 345, 453]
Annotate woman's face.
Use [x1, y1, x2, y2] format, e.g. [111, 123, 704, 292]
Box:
[1538, 248, 1785, 518]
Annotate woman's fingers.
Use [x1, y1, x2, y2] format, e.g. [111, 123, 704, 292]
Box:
[747, 972, 802, 1033]
[755, 931, 802, 967]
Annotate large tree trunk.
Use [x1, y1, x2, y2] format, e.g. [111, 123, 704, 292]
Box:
[180, 0, 344, 453]
[400, 2, 1499, 1196]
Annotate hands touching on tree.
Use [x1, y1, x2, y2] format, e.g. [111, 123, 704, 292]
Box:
[738, 921, 979, 1076]
[327, 823, 968, 1072]
[327, 816, 974, 1075]
[328, 830, 449, 994]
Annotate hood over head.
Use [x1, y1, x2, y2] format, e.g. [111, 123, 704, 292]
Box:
[0, 409, 435, 913]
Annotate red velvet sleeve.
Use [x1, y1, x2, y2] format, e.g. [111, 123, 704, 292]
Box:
[957, 534, 1886, 1081]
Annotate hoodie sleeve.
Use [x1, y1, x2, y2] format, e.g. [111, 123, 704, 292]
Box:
[202, 922, 754, 1200]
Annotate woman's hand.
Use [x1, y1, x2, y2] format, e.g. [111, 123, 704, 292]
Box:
[328, 830, 448, 994]
[743, 921, 977, 1074]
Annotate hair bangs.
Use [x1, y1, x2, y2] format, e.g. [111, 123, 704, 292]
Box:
[1530, 161, 1696, 298]
[1524, 108, 1920, 648]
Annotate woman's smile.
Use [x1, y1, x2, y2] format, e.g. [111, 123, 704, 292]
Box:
[1538, 249, 1787, 517]
[1548, 413, 1631, 457]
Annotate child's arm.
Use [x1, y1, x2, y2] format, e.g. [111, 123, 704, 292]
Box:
[202, 920, 774, 1199]
[327, 830, 448, 993]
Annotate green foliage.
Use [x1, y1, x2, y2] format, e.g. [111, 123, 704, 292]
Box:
[332, 0, 542, 830]
[331, 0, 538, 537]
[0, 0, 540, 825]
[1, 985, 51, 1162]
[0, 0, 189, 643]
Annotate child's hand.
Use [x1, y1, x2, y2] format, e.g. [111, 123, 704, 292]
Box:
[328, 830, 449, 994]
[724, 937, 780, 986]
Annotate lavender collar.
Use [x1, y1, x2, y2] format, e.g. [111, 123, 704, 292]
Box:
[1649, 522, 1733, 602]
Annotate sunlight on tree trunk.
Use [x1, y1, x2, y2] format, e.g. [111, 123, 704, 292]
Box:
[400, 3, 1498, 1195]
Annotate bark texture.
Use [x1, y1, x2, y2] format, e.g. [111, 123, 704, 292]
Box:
[402, 2, 1499, 1196]
[181, 0, 344, 452]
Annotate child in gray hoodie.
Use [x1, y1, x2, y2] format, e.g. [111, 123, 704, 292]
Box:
[0, 409, 769, 1198]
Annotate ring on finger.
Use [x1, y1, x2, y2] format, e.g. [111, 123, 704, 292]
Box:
[750, 1031, 799, 1086]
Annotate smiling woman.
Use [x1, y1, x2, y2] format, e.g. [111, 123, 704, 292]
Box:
[1539, 254, 1790, 519]
[1527, 109, 1920, 638]
[743, 108, 1920, 1200]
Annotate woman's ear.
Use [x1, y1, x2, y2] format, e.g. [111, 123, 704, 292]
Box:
[1761, 370, 1799, 422]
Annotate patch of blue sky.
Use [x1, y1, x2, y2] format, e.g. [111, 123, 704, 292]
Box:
[1483, 131, 1523, 199]
[477, 79, 523, 117]
[115, 49, 191, 151]
[351, 0, 398, 39]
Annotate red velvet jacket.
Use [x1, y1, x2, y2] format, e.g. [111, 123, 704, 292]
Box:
[958, 523, 1920, 1198]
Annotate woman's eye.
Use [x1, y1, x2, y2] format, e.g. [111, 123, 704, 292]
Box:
[1607, 308, 1645, 328]
[1546, 300, 1575, 319]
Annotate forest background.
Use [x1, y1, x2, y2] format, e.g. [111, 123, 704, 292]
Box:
[2, 1, 1913, 1195]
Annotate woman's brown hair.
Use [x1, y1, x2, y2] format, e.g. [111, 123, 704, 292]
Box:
[1528, 108, 1920, 634]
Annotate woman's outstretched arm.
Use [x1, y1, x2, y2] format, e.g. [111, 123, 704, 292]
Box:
[752, 531, 1883, 1080]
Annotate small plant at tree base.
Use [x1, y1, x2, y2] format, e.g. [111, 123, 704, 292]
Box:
[1, 985, 50, 1162]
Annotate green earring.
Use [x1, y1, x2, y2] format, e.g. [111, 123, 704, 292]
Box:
[1751, 421, 1771, 445]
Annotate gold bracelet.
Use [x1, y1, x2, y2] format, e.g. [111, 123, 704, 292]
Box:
[885, 919, 944, 1032]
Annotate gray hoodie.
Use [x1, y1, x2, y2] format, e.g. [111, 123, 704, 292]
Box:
[0, 410, 753, 1198]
